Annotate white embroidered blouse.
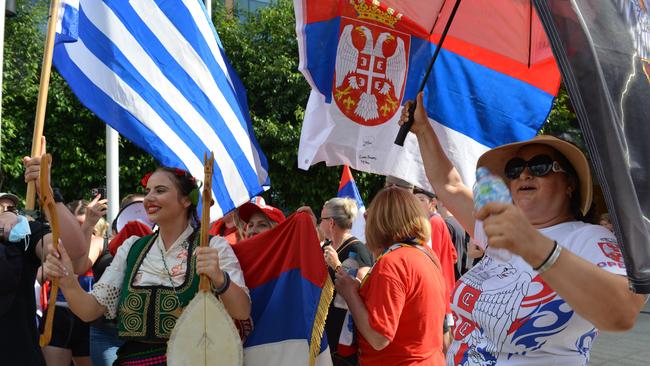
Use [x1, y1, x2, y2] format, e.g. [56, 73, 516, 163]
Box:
[91, 224, 248, 319]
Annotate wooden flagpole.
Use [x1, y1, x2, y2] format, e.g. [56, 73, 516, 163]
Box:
[25, 0, 61, 210]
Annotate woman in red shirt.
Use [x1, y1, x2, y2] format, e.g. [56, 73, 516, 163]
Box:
[336, 186, 447, 365]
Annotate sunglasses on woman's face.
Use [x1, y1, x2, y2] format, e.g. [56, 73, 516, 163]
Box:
[504, 154, 566, 180]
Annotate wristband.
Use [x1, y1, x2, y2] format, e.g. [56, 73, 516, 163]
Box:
[213, 270, 231, 296]
[533, 241, 562, 274]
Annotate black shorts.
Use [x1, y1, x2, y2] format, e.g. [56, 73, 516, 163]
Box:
[41, 305, 90, 357]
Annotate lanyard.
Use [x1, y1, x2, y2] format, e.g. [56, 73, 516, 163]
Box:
[360, 240, 422, 288]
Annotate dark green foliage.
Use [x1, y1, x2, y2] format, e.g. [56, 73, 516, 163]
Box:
[1, 0, 156, 202]
[541, 86, 584, 150]
[213, 0, 385, 211]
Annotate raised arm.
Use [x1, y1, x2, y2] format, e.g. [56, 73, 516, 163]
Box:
[74, 195, 108, 272]
[400, 92, 475, 233]
[23, 147, 88, 272]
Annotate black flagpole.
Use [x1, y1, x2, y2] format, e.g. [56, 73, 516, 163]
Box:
[394, 0, 463, 146]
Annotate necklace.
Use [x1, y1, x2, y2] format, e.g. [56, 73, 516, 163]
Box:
[158, 239, 180, 298]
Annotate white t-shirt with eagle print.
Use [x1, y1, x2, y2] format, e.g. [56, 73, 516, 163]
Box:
[447, 221, 626, 366]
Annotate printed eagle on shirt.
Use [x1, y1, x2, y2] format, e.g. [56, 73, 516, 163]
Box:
[461, 260, 531, 356]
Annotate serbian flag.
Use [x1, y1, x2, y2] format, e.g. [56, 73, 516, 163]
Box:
[337, 166, 366, 242]
[295, 0, 561, 189]
[233, 212, 334, 365]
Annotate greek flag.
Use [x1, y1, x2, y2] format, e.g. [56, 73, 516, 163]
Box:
[53, 0, 269, 219]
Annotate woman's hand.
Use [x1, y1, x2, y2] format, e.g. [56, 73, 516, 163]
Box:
[43, 241, 77, 288]
[85, 195, 108, 228]
[335, 268, 360, 300]
[296, 206, 317, 226]
[0, 211, 19, 241]
[398, 92, 430, 137]
[23, 137, 48, 196]
[467, 239, 485, 259]
[195, 247, 225, 288]
[476, 202, 554, 266]
[323, 245, 341, 269]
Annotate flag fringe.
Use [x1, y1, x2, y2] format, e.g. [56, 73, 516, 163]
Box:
[309, 276, 334, 366]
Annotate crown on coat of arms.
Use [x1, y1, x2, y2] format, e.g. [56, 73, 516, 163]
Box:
[351, 0, 402, 28]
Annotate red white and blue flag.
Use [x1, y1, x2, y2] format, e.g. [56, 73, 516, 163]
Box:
[233, 212, 333, 365]
[295, 0, 561, 188]
[337, 165, 366, 242]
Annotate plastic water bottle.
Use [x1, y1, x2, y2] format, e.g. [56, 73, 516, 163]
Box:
[472, 167, 513, 262]
[333, 252, 360, 309]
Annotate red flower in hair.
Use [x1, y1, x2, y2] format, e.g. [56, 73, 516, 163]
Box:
[140, 172, 153, 187]
[173, 168, 197, 184]
[140, 168, 196, 188]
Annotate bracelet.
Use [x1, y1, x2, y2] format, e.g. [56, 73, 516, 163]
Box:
[533, 241, 562, 274]
[212, 270, 231, 296]
[334, 265, 342, 272]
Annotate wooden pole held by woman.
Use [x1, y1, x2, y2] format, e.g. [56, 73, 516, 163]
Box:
[25, 0, 61, 210]
[199, 151, 214, 292]
[38, 154, 61, 347]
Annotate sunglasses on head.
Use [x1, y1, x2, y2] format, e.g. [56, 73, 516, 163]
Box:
[504, 154, 566, 180]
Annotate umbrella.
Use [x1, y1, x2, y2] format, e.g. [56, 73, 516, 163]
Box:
[295, 0, 560, 192]
[391, 0, 558, 144]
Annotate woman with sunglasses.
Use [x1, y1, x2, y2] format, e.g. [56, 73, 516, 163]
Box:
[400, 93, 645, 365]
[43, 167, 251, 365]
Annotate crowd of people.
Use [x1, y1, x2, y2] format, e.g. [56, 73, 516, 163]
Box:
[0, 94, 646, 366]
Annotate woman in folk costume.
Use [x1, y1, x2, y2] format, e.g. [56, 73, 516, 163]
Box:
[43, 167, 251, 365]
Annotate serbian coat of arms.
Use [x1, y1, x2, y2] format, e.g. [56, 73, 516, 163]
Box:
[333, 2, 410, 126]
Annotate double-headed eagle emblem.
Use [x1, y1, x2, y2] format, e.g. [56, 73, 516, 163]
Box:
[334, 23, 407, 125]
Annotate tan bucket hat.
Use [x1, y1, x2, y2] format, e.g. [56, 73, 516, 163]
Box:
[476, 135, 592, 216]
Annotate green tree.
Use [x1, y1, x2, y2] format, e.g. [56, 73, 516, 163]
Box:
[541, 86, 584, 150]
[1, 0, 156, 204]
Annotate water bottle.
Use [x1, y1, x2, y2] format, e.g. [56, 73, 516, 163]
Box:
[333, 252, 360, 309]
[472, 167, 513, 262]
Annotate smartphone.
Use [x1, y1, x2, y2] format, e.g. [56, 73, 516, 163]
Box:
[91, 187, 107, 198]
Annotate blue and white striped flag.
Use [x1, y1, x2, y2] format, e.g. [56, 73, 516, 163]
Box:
[53, 0, 269, 219]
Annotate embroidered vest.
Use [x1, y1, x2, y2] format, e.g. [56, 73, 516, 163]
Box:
[117, 233, 199, 342]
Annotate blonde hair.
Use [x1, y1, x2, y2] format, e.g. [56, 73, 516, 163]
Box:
[94, 217, 108, 238]
[365, 187, 431, 253]
[323, 197, 358, 230]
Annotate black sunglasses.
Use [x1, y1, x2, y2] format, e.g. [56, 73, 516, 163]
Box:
[504, 154, 566, 180]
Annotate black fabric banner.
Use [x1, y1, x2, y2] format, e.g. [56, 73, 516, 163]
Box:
[534, 1, 650, 293]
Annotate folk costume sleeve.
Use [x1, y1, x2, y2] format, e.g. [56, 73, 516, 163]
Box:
[91, 235, 140, 319]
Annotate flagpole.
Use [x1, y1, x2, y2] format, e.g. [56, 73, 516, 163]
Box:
[394, 0, 463, 146]
[204, 0, 211, 20]
[106, 126, 119, 224]
[26, 0, 61, 210]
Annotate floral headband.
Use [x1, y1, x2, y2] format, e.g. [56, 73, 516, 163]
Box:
[140, 168, 201, 206]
